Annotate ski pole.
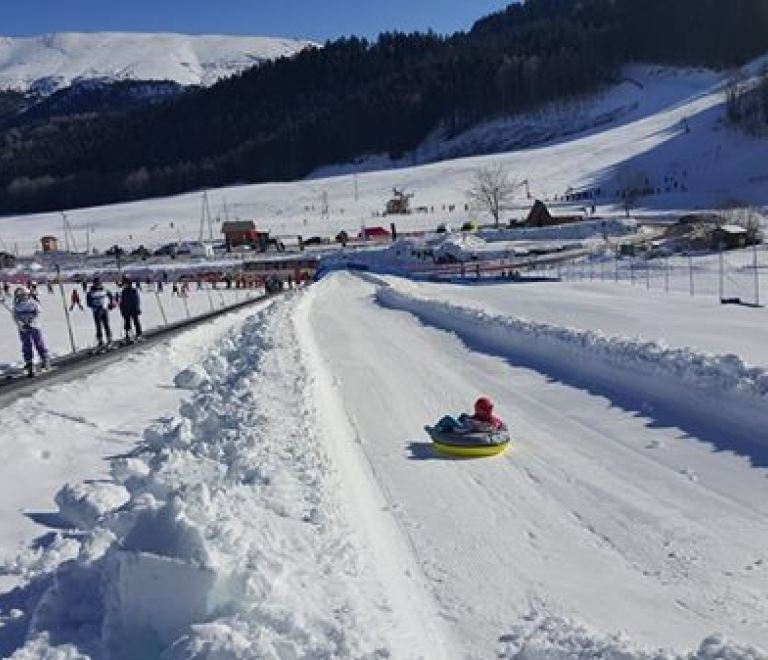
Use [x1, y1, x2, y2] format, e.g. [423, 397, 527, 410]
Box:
[56, 267, 77, 353]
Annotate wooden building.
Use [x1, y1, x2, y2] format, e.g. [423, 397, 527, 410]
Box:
[221, 221, 259, 248]
[0, 251, 15, 269]
[40, 235, 59, 252]
[523, 200, 583, 227]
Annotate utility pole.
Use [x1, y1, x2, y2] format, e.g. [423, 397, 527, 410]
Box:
[199, 191, 214, 241]
[61, 212, 78, 253]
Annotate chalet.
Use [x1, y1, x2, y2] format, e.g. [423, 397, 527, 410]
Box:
[523, 200, 583, 227]
[711, 225, 748, 250]
[385, 188, 413, 215]
[221, 220, 258, 248]
[0, 251, 15, 269]
[40, 235, 59, 252]
[360, 226, 391, 240]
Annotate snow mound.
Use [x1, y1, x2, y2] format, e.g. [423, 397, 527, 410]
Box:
[6, 297, 407, 659]
[173, 365, 209, 390]
[499, 615, 768, 660]
[491, 218, 638, 241]
[54, 482, 130, 530]
[377, 281, 768, 442]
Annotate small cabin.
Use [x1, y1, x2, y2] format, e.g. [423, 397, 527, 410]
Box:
[360, 226, 391, 240]
[524, 200, 583, 227]
[711, 225, 748, 251]
[0, 251, 15, 269]
[41, 235, 59, 252]
[385, 188, 413, 215]
[221, 220, 258, 248]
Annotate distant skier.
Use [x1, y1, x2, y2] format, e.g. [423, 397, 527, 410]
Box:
[69, 288, 84, 311]
[119, 277, 142, 344]
[13, 287, 50, 376]
[435, 397, 505, 434]
[86, 277, 114, 348]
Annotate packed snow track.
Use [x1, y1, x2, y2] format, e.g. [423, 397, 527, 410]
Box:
[307, 272, 768, 658]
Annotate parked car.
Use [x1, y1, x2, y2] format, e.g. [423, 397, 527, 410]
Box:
[131, 245, 151, 259]
[154, 243, 178, 257]
[303, 236, 331, 246]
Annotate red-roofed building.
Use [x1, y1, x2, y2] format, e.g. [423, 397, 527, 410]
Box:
[360, 226, 391, 240]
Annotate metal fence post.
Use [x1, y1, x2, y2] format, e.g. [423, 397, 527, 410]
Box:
[689, 255, 694, 297]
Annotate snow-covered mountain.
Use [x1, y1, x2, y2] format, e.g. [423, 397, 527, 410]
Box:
[0, 32, 313, 95]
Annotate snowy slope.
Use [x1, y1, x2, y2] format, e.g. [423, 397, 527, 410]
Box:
[0, 32, 312, 94]
[1, 61, 767, 257]
[3, 274, 767, 658]
[1, 56, 768, 660]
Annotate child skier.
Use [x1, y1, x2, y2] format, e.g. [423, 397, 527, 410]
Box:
[13, 287, 50, 376]
[70, 288, 84, 311]
[435, 396, 505, 434]
[86, 277, 114, 348]
[119, 277, 142, 344]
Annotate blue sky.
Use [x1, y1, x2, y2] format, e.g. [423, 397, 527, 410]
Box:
[0, 1, 513, 42]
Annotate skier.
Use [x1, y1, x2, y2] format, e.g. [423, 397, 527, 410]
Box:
[119, 277, 142, 344]
[86, 277, 114, 349]
[69, 288, 84, 311]
[13, 287, 50, 376]
[435, 396, 505, 434]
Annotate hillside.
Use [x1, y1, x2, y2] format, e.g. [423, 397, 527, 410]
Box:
[0, 0, 767, 216]
[0, 59, 767, 259]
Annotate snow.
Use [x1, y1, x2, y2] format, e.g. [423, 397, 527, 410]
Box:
[1, 57, 768, 659]
[0, 33, 313, 94]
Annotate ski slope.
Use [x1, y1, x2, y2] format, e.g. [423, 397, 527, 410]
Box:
[1, 62, 767, 257]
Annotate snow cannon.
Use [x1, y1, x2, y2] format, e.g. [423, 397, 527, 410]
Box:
[424, 424, 511, 458]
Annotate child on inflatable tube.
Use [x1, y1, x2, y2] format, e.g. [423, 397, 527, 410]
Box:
[436, 397, 505, 434]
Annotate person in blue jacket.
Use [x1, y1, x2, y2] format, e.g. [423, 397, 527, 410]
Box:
[119, 276, 142, 343]
[86, 277, 114, 348]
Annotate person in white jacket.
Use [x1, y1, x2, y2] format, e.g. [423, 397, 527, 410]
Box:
[13, 287, 50, 375]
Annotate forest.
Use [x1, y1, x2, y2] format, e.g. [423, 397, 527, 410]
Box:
[1, 0, 768, 214]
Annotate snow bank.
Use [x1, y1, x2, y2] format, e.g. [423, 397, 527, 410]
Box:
[484, 217, 637, 241]
[376, 281, 768, 443]
[500, 615, 768, 660]
[5, 295, 411, 659]
[54, 482, 130, 531]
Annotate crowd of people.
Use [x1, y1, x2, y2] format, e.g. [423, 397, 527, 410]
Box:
[1, 272, 298, 375]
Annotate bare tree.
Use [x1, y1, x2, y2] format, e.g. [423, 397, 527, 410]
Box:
[616, 167, 648, 218]
[723, 205, 765, 244]
[466, 162, 518, 228]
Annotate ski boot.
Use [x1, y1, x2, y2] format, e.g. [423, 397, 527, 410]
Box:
[25, 362, 35, 378]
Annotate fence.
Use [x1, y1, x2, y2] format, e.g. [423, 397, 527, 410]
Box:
[527, 244, 767, 307]
[0, 279, 271, 370]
